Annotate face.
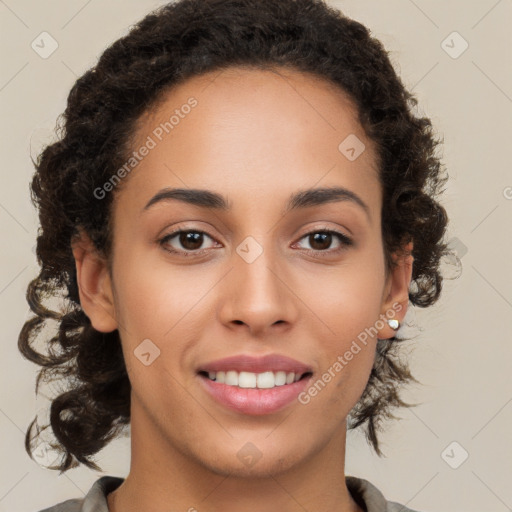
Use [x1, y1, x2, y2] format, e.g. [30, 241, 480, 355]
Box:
[73, 66, 412, 478]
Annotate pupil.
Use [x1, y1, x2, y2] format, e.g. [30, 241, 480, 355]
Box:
[181, 231, 202, 250]
[311, 232, 331, 250]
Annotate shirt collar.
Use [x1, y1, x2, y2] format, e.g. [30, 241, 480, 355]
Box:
[81, 474, 395, 512]
[81, 476, 123, 512]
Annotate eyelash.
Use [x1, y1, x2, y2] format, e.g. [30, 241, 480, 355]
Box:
[158, 226, 353, 258]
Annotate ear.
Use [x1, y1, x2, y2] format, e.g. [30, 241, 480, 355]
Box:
[71, 229, 118, 333]
[377, 241, 414, 340]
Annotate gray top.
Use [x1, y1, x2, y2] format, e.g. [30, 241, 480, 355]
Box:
[37, 475, 421, 512]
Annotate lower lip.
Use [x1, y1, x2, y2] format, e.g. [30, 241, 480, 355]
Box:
[198, 373, 312, 415]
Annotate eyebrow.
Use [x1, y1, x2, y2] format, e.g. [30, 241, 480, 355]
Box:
[143, 186, 371, 220]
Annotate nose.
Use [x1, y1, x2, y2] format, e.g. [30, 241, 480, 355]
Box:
[217, 239, 298, 336]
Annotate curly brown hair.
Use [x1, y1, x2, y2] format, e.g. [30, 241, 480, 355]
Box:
[18, 0, 453, 473]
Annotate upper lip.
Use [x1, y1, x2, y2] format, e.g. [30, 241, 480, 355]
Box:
[197, 354, 313, 375]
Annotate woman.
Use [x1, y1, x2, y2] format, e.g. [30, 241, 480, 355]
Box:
[19, 0, 451, 511]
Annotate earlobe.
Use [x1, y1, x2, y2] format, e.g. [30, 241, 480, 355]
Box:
[378, 241, 414, 339]
[71, 229, 118, 333]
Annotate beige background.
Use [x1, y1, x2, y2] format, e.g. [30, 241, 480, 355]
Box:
[1, 1, 511, 511]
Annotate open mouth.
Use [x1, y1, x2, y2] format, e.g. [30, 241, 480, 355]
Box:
[198, 370, 313, 389]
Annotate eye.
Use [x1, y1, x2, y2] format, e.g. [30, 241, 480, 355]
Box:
[159, 227, 353, 258]
[159, 229, 219, 257]
[293, 229, 353, 257]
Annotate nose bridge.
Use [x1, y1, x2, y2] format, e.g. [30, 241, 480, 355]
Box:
[218, 231, 294, 330]
[235, 233, 283, 303]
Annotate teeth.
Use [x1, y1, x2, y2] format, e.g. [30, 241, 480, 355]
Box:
[205, 370, 304, 389]
[225, 370, 239, 386]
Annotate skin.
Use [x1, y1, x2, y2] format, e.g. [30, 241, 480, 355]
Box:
[72, 66, 413, 512]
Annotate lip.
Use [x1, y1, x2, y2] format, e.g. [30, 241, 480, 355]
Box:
[197, 372, 313, 415]
[197, 353, 313, 374]
[196, 353, 313, 415]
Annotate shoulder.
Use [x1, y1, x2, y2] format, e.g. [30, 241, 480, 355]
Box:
[346, 475, 423, 512]
[36, 474, 422, 512]
[37, 498, 83, 512]
[35, 475, 124, 512]
[387, 501, 422, 512]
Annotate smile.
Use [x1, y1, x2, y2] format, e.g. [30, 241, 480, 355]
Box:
[200, 370, 310, 389]
[197, 370, 313, 415]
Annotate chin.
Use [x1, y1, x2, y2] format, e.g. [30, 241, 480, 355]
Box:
[190, 438, 312, 479]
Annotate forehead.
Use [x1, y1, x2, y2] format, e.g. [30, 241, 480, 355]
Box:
[117, 65, 381, 217]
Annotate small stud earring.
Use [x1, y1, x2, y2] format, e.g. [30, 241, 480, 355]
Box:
[387, 319, 400, 330]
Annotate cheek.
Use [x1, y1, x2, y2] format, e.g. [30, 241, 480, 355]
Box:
[111, 255, 200, 413]
[114, 236, 386, 356]
[303, 250, 385, 336]
[297, 251, 385, 402]
[111, 252, 217, 394]
[298, 296, 379, 422]
[112, 250, 206, 336]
